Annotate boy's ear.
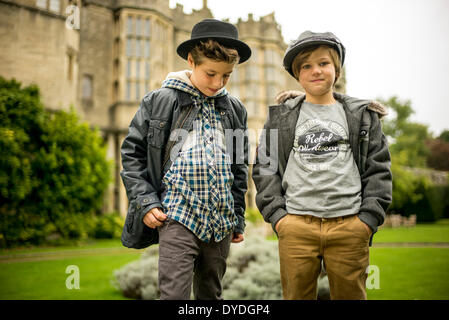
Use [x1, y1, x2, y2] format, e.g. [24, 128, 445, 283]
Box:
[187, 53, 195, 68]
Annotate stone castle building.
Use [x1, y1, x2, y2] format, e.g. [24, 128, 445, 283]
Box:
[0, 0, 346, 217]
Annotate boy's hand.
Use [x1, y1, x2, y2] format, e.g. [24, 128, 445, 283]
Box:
[143, 207, 167, 229]
[274, 90, 303, 104]
[231, 232, 244, 243]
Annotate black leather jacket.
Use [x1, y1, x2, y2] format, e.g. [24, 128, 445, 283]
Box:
[120, 88, 249, 248]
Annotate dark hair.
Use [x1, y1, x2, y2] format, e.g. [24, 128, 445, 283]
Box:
[190, 39, 240, 65]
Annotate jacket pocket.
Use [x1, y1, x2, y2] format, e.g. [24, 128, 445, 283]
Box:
[148, 119, 168, 148]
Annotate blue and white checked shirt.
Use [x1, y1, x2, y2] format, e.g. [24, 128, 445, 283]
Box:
[160, 72, 237, 242]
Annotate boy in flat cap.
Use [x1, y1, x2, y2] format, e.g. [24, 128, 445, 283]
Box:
[252, 31, 392, 299]
[120, 19, 251, 300]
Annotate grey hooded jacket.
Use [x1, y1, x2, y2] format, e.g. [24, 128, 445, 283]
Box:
[120, 87, 249, 249]
[252, 92, 392, 245]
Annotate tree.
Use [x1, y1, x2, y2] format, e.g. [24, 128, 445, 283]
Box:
[0, 77, 112, 246]
[427, 138, 449, 171]
[438, 130, 449, 143]
[380, 96, 431, 168]
[0, 78, 44, 207]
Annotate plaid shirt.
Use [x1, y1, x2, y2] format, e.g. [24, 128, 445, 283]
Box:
[160, 78, 237, 242]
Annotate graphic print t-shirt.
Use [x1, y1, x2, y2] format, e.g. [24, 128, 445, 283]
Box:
[282, 101, 362, 218]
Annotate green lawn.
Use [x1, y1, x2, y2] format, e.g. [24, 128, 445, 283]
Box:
[0, 249, 141, 300]
[374, 220, 449, 243]
[367, 248, 449, 300]
[1, 221, 449, 300]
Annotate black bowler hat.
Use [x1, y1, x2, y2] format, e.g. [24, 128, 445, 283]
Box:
[177, 19, 251, 64]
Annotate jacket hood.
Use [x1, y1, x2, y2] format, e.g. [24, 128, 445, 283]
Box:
[162, 70, 227, 98]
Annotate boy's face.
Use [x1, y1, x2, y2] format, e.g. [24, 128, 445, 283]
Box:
[188, 53, 235, 97]
[297, 46, 336, 104]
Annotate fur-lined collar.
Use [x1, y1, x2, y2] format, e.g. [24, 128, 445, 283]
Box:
[274, 90, 388, 118]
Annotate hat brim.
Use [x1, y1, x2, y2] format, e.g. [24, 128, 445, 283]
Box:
[283, 39, 344, 78]
[177, 36, 251, 64]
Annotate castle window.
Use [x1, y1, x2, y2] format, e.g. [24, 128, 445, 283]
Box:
[145, 19, 151, 37]
[135, 39, 141, 57]
[265, 66, 275, 82]
[251, 47, 258, 63]
[126, 81, 132, 101]
[135, 81, 140, 100]
[126, 38, 134, 56]
[49, 0, 60, 13]
[127, 17, 133, 35]
[127, 60, 132, 78]
[266, 84, 278, 103]
[246, 65, 258, 81]
[136, 18, 142, 36]
[135, 60, 140, 79]
[145, 62, 150, 80]
[145, 40, 150, 58]
[36, 0, 47, 9]
[247, 83, 259, 97]
[124, 15, 152, 100]
[82, 74, 93, 101]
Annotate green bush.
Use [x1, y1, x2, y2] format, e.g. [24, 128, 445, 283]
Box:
[0, 77, 112, 247]
[113, 233, 282, 300]
[245, 207, 263, 224]
[390, 159, 449, 222]
[93, 213, 124, 239]
[389, 161, 428, 216]
[404, 183, 449, 222]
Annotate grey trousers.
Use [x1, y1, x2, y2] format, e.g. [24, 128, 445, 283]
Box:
[157, 218, 232, 300]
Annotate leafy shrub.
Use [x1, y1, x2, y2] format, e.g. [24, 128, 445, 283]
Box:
[0, 77, 112, 247]
[113, 246, 160, 300]
[113, 228, 331, 300]
[244, 207, 264, 224]
[113, 229, 283, 300]
[93, 213, 124, 239]
[389, 161, 428, 216]
[113, 223, 335, 300]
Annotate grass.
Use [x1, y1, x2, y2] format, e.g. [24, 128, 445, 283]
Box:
[0, 239, 125, 257]
[367, 248, 449, 300]
[374, 219, 449, 243]
[0, 245, 141, 300]
[1, 221, 449, 300]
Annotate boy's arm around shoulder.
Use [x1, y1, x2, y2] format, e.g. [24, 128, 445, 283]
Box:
[251, 105, 287, 233]
[120, 93, 162, 221]
[358, 106, 393, 233]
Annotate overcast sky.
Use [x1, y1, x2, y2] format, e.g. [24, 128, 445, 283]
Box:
[169, 0, 449, 136]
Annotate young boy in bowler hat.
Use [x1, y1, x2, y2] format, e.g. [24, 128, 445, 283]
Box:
[120, 19, 251, 300]
[252, 31, 392, 299]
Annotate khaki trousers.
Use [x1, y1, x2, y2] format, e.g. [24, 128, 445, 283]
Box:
[278, 214, 371, 300]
